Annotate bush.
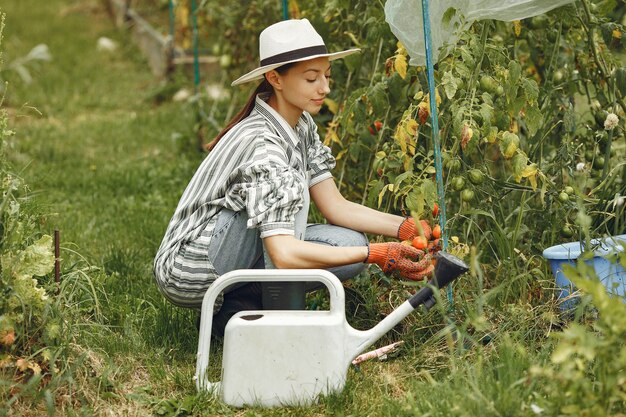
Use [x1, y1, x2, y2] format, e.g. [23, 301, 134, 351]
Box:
[530, 246, 626, 416]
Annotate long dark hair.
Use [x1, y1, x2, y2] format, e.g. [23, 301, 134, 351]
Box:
[206, 63, 294, 152]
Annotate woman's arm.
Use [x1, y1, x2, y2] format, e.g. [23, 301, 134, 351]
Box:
[263, 179, 432, 274]
[264, 232, 431, 280]
[264, 234, 368, 269]
[309, 178, 404, 237]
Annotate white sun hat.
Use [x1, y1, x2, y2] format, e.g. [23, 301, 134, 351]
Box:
[231, 18, 360, 86]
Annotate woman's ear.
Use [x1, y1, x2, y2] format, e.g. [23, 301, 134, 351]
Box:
[265, 70, 282, 91]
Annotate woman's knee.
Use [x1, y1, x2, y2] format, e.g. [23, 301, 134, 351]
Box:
[305, 224, 368, 248]
[304, 224, 368, 283]
[342, 229, 368, 247]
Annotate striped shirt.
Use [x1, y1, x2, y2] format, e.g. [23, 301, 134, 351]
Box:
[153, 95, 336, 307]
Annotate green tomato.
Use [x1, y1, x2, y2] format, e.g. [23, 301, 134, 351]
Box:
[552, 70, 564, 83]
[561, 224, 574, 238]
[558, 191, 570, 202]
[451, 176, 466, 191]
[468, 169, 485, 185]
[446, 158, 462, 173]
[480, 75, 498, 94]
[461, 189, 475, 202]
[220, 54, 232, 68]
[564, 186, 574, 195]
[529, 15, 549, 29]
[211, 42, 222, 56]
[546, 28, 559, 42]
[593, 156, 605, 169]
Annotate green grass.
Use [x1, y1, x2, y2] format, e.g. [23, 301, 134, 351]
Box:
[2, 1, 624, 416]
[2, 0, 205, 414]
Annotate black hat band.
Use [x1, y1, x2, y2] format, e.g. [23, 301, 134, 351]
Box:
[260, 45, 328, 67]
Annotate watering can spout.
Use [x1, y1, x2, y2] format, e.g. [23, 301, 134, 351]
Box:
[434, 252, 469, 288]
[349, 252, 469, 356]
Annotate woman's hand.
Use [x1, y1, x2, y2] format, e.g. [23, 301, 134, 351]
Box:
[397, 217, 434, 241]
[365, 242, 434, 281]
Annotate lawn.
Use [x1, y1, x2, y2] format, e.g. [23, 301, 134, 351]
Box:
[2, 0, 206, 414]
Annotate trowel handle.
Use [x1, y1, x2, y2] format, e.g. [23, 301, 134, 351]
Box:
[195, 269, 346, 392]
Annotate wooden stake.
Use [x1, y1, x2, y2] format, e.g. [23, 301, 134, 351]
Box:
[54, 229, 60, 290]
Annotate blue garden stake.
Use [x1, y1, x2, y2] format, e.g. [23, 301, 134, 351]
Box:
[168, 0, 175, 41]
[421, 0, 453, 305]
[282, 0, 289, 20]
[190, 0, 201, 94]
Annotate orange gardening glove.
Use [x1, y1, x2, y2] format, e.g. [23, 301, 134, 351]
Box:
[397, 217, 433, 241]
[365, 242, 434, 281]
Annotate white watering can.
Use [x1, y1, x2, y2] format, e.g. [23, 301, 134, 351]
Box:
[195, 252, 468, 408]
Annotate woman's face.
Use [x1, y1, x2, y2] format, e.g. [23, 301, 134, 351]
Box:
[274, 57, 332, 117]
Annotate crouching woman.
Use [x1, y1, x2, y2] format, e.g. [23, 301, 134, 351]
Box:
[153, 19, 435, 336]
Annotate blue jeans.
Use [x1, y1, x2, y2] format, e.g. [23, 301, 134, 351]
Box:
[207, 208, 368, 336]
[208, 208, 368, 283]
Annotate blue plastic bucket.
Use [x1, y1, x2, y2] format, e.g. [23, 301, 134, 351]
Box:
[542, 234, 626, 310]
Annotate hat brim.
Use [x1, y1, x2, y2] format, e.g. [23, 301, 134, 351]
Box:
[231, 48, 360, 86]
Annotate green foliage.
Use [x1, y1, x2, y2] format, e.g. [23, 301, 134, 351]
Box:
[530, 247, 626, 416]
[0, 15, 107, 414]
[1, 9, 50, 355]
[0, 15, 57, 407]
[200, 1, 625, 270]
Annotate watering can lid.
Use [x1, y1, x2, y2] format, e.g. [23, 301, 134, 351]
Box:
[542, 234, 626, 260]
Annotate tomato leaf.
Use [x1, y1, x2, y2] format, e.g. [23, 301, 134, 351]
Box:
[521, 78, 539, 104]
[368, 83, 388, 115]
[442, 71, 459, 99]
[509, 61, 522, 86]
[500, 132, 520, 159]
[563, 104, 577, 134]
[15, 235, 55, 279]
[524, 105, 542, 136]
[394, 54, 407, 79]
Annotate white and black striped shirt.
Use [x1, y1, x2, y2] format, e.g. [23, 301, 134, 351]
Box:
[153, 95, 335, 307]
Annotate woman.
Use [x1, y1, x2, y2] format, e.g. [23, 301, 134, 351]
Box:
[153, 19, 435, 335]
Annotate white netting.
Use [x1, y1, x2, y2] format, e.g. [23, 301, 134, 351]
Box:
[384, 0, 575, 66]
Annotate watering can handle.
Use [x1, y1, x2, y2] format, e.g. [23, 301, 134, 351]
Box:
[195, 269, 345, 392]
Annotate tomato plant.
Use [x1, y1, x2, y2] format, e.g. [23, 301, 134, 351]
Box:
[200, 0, 626, 267]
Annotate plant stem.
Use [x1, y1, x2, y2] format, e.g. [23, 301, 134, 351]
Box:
[602, 128, 613, 180]
[465, 22, 490, 124]
[369, 38, 384, 88]
[362, 107, 391, 205]
[511, 191, 527, 252]
[579, 0, 609, 79]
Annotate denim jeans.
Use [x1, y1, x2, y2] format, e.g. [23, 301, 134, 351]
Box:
[208, 208, 368, 285]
